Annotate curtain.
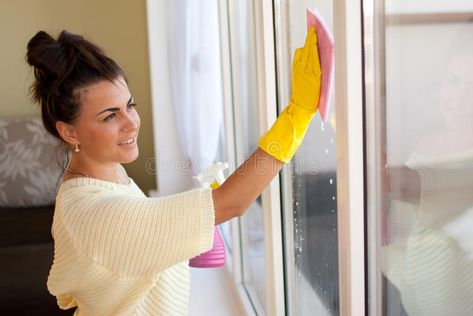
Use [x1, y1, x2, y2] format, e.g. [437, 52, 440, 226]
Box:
[166, 0, 224, 176]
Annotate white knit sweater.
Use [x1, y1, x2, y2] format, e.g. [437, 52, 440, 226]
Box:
[47, 177, 215, 315]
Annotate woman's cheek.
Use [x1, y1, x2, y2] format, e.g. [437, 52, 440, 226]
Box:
[90, 125, 116, 148]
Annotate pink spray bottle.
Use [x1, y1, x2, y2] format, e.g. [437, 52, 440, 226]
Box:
[189, 162, 229, 268]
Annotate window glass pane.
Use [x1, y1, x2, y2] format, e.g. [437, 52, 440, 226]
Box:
[279, 1, 339, 315]
[230, 0, 266, 310]
[379, 2, 473, 315]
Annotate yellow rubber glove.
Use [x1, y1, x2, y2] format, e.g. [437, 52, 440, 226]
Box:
[258, 26, 321, 163]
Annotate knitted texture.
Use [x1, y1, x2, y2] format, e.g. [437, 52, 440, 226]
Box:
[47, 177, 215, 315]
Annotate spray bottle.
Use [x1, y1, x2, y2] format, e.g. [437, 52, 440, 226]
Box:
[189, 162, 229, 268]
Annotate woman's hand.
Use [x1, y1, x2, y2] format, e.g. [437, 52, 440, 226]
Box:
[258, 26, 322, 163]
[290, 26, 322, 113]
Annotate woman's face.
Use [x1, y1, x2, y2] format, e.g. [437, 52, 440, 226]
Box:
[440, 54, 473, 131]
[74, 77, 140, 164]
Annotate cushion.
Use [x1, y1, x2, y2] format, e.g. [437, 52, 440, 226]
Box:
[0, 116, 64, 207]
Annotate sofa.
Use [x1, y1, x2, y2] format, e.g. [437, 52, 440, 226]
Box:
[0, 116, 74, 315]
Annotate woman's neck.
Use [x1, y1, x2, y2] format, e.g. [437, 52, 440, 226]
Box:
[65, 158, 129, 185]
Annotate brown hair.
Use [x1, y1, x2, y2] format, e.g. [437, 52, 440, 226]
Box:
[26, 30, 127, 140]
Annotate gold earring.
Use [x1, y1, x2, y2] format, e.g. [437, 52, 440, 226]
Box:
[75, 144, 80, 153]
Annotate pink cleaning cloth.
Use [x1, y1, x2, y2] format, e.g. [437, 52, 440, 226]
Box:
[306, 9, 334, 122]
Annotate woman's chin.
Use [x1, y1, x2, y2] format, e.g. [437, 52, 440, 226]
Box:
[120, 150, 140, 164]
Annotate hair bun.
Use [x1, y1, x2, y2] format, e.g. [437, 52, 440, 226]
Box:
[26, 29, 126, 141]
[26, 31, 66, 78]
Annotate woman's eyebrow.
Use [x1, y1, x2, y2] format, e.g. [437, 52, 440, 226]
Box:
[96, 96, 133, 116]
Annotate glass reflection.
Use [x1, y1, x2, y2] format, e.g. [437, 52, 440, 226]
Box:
[382, 15, 473, 316]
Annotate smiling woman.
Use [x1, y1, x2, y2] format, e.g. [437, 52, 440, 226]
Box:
[26, 30, 136, 185]
[26, 30, 218, 315]
[55, 78, 141, 185]
[25, 26, 321, 315]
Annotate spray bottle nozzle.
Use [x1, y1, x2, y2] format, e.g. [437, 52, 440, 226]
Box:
[193, 162, 229, 188]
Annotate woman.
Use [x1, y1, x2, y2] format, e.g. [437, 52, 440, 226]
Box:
[26, 28, 320, 315]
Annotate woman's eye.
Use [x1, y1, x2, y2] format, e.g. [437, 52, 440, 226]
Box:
[128, 103, 138, 110]
[104, 113, 116, 121]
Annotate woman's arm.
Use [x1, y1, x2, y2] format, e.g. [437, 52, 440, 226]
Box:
[386, 166, 421, 204]
[212, 26, 321, 225]
[212, 148, 283, 224]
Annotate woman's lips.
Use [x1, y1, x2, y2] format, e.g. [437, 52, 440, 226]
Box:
[119, 136, 136, 146]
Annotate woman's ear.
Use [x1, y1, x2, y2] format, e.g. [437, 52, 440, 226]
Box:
[55, 120, 79, 145]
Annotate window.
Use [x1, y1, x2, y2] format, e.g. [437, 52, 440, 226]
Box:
[275, 1, 340, 315]
[199, 1, 363, 314]
[228, 0, 267, 311]
[366, 1, 473, 315]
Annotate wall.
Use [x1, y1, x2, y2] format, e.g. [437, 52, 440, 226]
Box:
[0, 0, 156, 194]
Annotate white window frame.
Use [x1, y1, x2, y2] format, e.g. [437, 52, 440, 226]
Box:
[217, 0, 256, 314]
[218, 0, 285, 315]
[253, 1, 286, 315]
[333, 1, 365, 315]
[273, 0, 366, 315]
[363, 0, 387, 315]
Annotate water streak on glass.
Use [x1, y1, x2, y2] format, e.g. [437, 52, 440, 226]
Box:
[285, 1, 339, 315]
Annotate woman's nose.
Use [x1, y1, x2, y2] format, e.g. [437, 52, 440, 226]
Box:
[122, 112, 140, 132]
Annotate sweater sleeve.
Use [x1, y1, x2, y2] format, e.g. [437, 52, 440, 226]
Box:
[56, 187, 215, 277]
